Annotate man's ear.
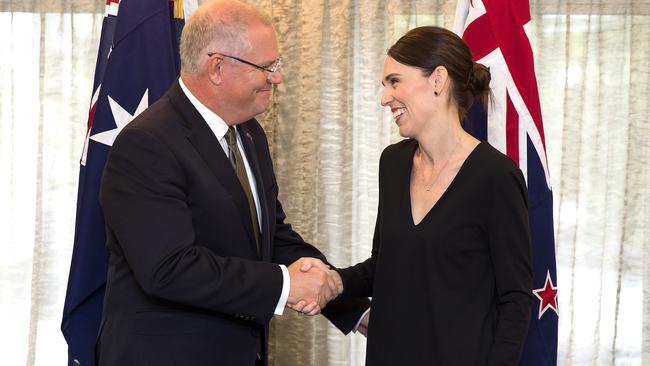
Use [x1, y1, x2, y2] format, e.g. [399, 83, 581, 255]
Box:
[207, 55, 224, 85]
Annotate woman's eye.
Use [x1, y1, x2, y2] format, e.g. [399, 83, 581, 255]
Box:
[389, 78, 398, 86]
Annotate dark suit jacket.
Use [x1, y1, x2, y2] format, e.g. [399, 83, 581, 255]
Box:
[97, 80, 369, 366]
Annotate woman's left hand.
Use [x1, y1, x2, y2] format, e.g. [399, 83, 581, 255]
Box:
[357, 310, 370, 337]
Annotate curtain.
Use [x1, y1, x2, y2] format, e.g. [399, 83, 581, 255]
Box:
[530, 2, 649, 364]
[257, 0, 650, 364]
[0, 0, 647, 365]
[0, 1, 103, 365]
[256, 2, 458, 365]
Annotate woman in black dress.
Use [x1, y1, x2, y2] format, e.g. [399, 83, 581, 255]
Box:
[337, 26, 533, 365]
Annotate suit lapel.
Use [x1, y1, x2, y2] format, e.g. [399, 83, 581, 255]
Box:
[238, 123, 271, 261]
[166, 80, 257, 248]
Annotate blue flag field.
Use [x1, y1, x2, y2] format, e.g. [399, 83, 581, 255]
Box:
[61, 1, 189, 364]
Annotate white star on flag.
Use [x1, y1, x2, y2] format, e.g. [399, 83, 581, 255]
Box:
[90, 89, 149, 147]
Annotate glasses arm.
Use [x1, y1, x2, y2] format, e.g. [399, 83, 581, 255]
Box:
[207, 52, 280, 73]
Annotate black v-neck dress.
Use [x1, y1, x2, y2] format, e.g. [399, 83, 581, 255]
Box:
[338, 139, 533, 365]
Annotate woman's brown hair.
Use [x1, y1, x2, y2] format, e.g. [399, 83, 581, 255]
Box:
[388, 26, 490, 120]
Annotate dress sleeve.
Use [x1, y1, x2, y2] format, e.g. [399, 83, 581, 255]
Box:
[336, 203, 381, 297]
[486, 163, 533, 365]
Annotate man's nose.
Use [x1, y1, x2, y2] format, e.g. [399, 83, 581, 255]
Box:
[267, 71, 283, 84]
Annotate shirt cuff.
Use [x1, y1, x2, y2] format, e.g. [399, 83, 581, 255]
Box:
[274, 264, 290, 315]
[352, 308, 371, 332]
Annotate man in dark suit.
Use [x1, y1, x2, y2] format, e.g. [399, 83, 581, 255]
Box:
[96, 1, 368, 365]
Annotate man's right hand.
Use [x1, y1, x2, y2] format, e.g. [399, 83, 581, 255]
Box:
[287, 257, 339, 314]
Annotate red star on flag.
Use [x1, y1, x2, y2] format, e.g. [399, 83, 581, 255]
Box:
[532, 270, 558, 319]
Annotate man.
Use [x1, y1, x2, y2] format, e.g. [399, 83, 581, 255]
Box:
[96, 1, 369, 365]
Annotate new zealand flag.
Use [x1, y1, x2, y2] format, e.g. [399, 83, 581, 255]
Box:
[61, 1, 191, 364]
[454, 0, 559, 365]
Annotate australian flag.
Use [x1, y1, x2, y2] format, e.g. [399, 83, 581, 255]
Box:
[454, 0, 559, 365]
[61, 1, 192, 365]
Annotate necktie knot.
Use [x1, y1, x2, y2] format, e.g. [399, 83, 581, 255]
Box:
[226, 126, 237, 148]
[226, 127, 238, 168]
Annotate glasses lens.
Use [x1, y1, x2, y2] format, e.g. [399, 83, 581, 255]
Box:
[268, 58, 281, 73]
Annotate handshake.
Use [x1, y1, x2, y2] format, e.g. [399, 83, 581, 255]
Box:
[286, 257, 343, 316]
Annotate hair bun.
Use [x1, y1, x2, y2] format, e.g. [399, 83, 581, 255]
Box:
[466, 62, 491, 96]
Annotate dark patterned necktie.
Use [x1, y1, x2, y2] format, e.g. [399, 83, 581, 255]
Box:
[226, 127, 261, 257]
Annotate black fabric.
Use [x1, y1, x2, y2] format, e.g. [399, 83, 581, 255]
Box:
[97, 80, 369, 366]
[339, 140, 533, 366]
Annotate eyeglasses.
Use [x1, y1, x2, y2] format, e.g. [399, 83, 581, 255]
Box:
[207, 52, 282, 75]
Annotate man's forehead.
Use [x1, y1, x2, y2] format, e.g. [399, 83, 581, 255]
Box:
[244, 24, 279, 59]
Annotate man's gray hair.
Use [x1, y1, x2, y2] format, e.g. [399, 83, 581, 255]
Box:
[180, 0, 273, 75]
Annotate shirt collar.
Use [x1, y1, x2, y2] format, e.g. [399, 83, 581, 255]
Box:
[179, 77, 229, 142]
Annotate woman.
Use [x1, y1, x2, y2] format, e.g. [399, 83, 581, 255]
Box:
[338, 26, 533, 365]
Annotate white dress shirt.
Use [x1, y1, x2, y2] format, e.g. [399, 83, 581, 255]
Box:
[179, 78, 290, 315]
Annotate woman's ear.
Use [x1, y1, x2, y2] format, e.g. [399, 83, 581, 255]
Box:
[428, 65, 448, 95]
